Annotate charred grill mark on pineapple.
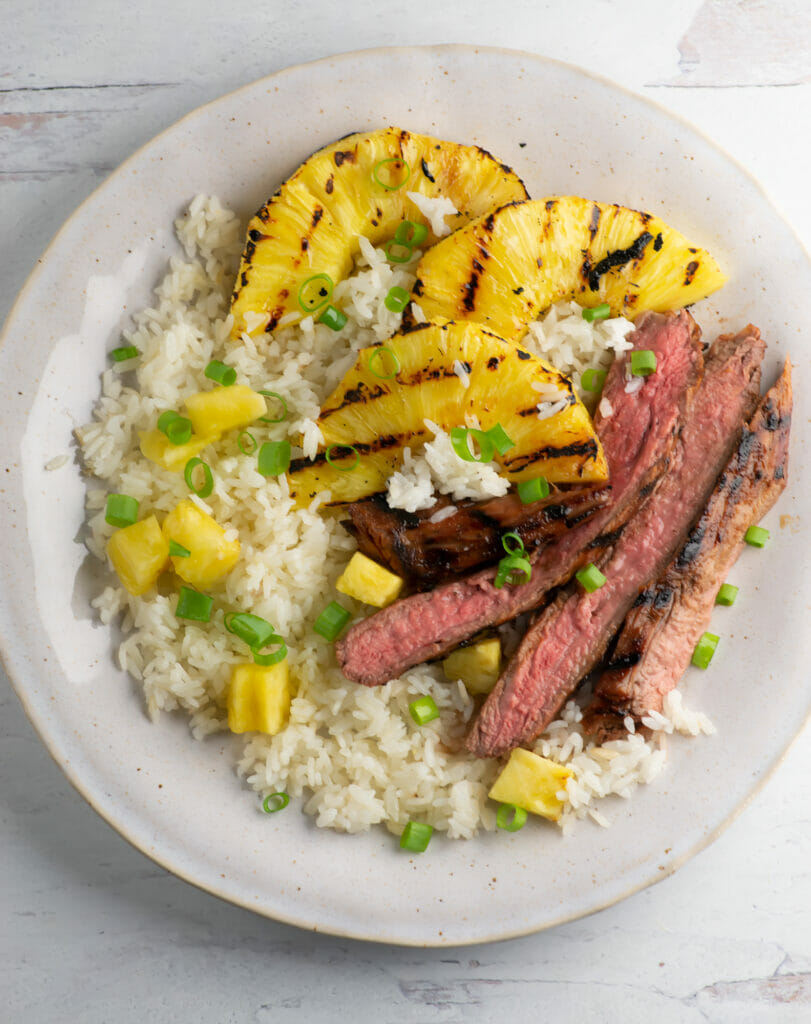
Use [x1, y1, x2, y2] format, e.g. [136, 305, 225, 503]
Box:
[505, 437, 600, 473]
[684, 260, 699, 286]
[462, 257, 485, 312]
[325, 175, 335, 194]
[487, 356, 502, 370]
[288, 433, 411, 474]
[320, 380, 390, 418]
[653, 232, 664, 251]
[586, 231, 654, 291]
[421, 158, 435, 182]
[333, 149, 357, 166]
[588, 204, 601, 239]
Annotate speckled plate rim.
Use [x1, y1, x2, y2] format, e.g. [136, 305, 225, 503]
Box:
[0, 44, 809, 946]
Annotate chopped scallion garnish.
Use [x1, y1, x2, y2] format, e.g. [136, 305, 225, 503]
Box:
[257, 440, 291, 477]
[399, 820, 433, 853]
[409, 695, 440, 726]
[582, 303, 610, 323]
[175, 586, 213, 622]
[384, 240, 414, 264]
[168, 540, 191, 558]
[105, 493, 139, 528]
[450, 426, 495, 464]
[297, 273, 334, 314]
[575, 563, 606, 593]
[393, 220, 428, 247]
[517, 477, 550, 504]
[252, 635, 287, 666]
[581, 368, 607, 393]
[324, 444, 360, 471]
[496, 803, 528, 832]
[262, 792, 289, 814]
[157, 410, 193, 446]
[204, 359, 237, 386]
[384, 286, 410, 313]
[484, 422, 515, 456]
[691, 631, 719, 669]
[744, 525, 769, 547]
[318, 304, 348, 331]
[372, 157, 411, 191]
[184, 457, 214, 497]
[367, 346, 401, 379]
[630, 350, 657, 376]
[238, 430, 257, 455]
[110, 345, 139, 362]
[224, 612, 275, 648]
[501, 531, 525, 556]
[494, 553, 531, 589]
[258, 390, 288, 424]
[314, 601, 352, 641]
[715, 583, 739, 606]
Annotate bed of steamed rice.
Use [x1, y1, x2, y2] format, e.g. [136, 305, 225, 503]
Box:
[77, 195, 715, 840]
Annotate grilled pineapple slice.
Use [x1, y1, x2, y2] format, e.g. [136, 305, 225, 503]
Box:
[412, 197, 726, 341]
[287, 321, 606, 505]
[230, 127, 528, 338]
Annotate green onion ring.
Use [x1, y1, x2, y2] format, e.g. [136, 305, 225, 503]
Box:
[258, 390, 288, 424]
[297, 273, 334, 314]
[484, 423, 516, 456]
[372, 157, 411, 191]
[367, 346, 401, 380]
[224, 612, 275, 649]
[384, 240, 414, 264]
[324, 445, 360, 471]
[496, 803, 528, 832]
[393, 220, 429, 247]
[501, 531, 525, 557]
[184, 457, 214, 498]
[238, 430, 257, 455]
[450, 426, 495, 464]
[252, 635, 287, 666]
[262, 792, 290, 814]
[494, 553, 532, 589]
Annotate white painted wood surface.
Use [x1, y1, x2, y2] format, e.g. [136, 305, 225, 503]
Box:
[2, 1, 809, 1020]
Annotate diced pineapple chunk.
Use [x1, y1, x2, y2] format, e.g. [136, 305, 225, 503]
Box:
[162, 499, 240, 588]
[227, 660, 291, 734]
[185, 384, 267, 437]
[106, 515, 169, 596]
[488, 748, 572, 821]
[335, 552, 404, 607]
[442, 639, 502, 695]
[138, 429, 218, 472]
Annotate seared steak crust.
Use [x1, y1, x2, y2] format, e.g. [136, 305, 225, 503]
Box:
[467, 324, 766, 758]
[584, 359, 791, 742]
[337, 310, 702, 686]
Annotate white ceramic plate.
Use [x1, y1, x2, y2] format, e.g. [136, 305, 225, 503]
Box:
[1, 46, 808, 947]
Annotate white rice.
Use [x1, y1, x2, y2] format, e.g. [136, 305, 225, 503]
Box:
[77, 195, 713, 840]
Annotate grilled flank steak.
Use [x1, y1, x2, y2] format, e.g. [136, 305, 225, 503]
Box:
[467, 324, 766, 758]
[335, 310, 702, 686]
[345, 484, 612, 590]
[230, 127, 528, 338]
[408, 197, 726, 343]
[583, 359, 792, 743]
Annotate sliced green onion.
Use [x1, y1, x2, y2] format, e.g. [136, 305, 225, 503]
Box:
[691, 631, 719, 669]
[501, 531, 525, 556]
[485, 423, 516, 456]
[224, 612, 275, 648]
[394, 220, 429, 247]
[575, 562, 606, 593]
[175, 586, 213, 622]
[258, 390, 288, 424]
[630, 350, 657, 376]
[262, 792, 289, 814]
[258, 440, 291, 477]
[184, 457, 214, 497]
[450, 426, 495, 464]
[496, 803, 528, 832]
[238, 430, 257, 455]
[582, 303, 610, 323]
[494, 553, 532, 589]
[367, 347, 401, 380]
[744, 525, 770, 547]
[517, 477, 550, 504]
[204, 359, 237, 386]
[399, 820, 433, 853]
[318, 304, 348, 331]
[715, 583, 739, 606]
[324, 445, 360, 471]
[372, 157, 411, 191]
[111, 345, 139, 362]
[384, 285, 410, 313]
[158, 410, 193, 445]
[581, 368, 607, 393]
[168, 540, 191, 558]
[409, 695, 440, 726]
[297, 273, 334, 314]
[252, 634, 287, 666]
[385, 240, 414, 264]
[105, 493, 139, 528]
[314, 601, 352, 641]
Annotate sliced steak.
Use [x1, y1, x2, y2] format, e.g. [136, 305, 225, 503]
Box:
[345, 484, 612, 589]
[336, 310, 703, 686]
[467, 324, 766, 758]
[583, 359, 791, 742]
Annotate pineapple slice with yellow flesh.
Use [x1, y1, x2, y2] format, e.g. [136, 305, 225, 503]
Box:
[443, 638, 502, 695]
[162, 500, 240, 588]
[286, 321, 606, 505]
[488, 747, 573, 821]
[230, 127, 528, 338]
[227, 660, 291, 735]
[412, 197, 726, 342]
[107, 516, 169, 596]
[336, 552, 404, 608]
